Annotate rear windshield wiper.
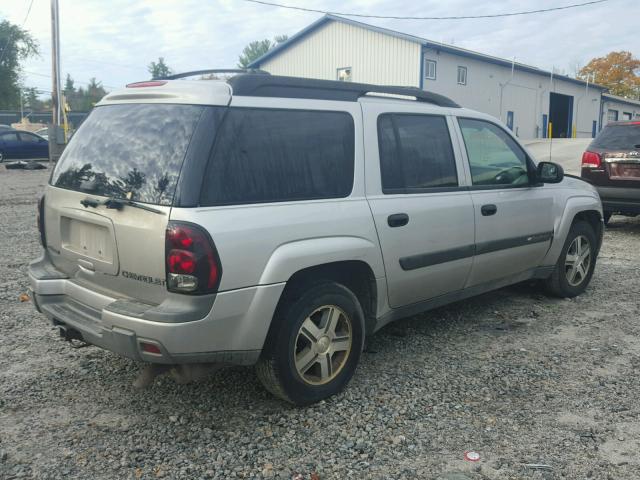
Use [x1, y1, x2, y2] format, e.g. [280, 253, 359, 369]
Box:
[80, 197, 165, 215]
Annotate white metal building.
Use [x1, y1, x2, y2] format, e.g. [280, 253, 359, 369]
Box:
[249, 14, 609, 140]
[601, 93, 640, 123]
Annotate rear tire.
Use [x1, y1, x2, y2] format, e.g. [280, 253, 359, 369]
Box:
[544, 220, 597, 298]
[256, 282, 365, 406]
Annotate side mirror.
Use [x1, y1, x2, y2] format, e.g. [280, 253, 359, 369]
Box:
[537, 161, 564, 184]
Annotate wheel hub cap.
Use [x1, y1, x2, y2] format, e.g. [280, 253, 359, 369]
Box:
[316, 335, 331, 354]
[565, 234, 592, 287]
[294, 305, 353, 385]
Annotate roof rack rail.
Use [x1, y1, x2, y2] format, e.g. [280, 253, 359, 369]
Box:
[227, 74, 460, 108]
[161, 68, 270, 80]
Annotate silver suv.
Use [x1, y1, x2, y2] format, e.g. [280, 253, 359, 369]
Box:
[29, 73, 603, 405]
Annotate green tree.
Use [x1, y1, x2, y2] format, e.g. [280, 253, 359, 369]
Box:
[66, 76, 106, 111]
[22, 87, 44, 110]
[579, 51, 640, 98]
[237, 35, 288, 69]
[0, 20, 39, 109]
[148, 57, 173, 79]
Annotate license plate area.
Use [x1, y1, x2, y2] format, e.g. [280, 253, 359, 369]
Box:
[59, 211, 119, 275]
[608, 162, 640, 180]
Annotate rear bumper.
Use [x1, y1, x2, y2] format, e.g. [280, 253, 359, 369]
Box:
[28, 255, 285, 365]
[596, 186, 640, 213]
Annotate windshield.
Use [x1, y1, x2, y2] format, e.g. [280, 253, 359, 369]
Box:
[51, 103, 204, 205]
[591, 124, 640, 151]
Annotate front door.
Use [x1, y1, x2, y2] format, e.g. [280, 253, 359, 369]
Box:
[454, 117, 555, 287]
[362, 103, 475, 308]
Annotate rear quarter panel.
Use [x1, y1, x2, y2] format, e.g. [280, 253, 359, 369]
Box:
[169, 96, 385, 293]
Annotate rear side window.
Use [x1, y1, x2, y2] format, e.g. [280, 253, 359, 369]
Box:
[1, 132, 18, 142]
[200, 108, 354, 206]
[51, 104, 204, 205]
[377, 113, 457, 193]
[590, 124, 640, 150]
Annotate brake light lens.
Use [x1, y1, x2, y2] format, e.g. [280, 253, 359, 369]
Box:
[126, 80, 167, 88]
[581, 151, 602, 168]
[37, 195, 46, 247]
[165, 222, 221, 294]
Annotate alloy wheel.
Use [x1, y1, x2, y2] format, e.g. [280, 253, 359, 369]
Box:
[565, 234, 592, 287]
[294, 305, 352, 385]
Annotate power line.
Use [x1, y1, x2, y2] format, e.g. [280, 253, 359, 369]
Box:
[241, 0, 611, 20]
[0, 0, 35, 64]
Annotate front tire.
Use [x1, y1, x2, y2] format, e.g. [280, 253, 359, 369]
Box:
[545, 220, 597, 298]
[256, 282, 365, 405]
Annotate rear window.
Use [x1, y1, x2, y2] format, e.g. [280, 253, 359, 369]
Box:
[200, 108, 354, 206]
[51, 104, 204, 205]
[591, 124, 640, 150]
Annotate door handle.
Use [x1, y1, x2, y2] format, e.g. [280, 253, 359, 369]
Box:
[481, 204, 497, 216]
[388, 213, 409, 227]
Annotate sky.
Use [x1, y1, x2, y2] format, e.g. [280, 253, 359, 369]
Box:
[0, 0, 638, 96]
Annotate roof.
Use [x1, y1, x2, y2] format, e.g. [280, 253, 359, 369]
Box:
[248, 14, 607, 90]
[227, 74, 460, 106]
[602, 93, 640, 107]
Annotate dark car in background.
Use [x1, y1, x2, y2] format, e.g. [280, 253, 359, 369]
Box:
[0, 129, 49, 162]
[581, 121, 640, 224]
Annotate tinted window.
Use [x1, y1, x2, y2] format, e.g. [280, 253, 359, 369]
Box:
[378, 114, 457, 193]
[19, 133, 42, 143]
[590, 124, 640, 150]
[1, 132, 19, 142]
[458, 118, 529, 186]
[51, 104, 204, 205]
[200, 108, 354, 206]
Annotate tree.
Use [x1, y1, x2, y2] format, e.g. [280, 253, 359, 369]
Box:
[22, 87, 44, 110]
[579, 51, 640, 98]
[148, 57, 173, 79]
[0, 20, 39, 109]
[63, 74, 107, 111]
[238, 35, 288, 69]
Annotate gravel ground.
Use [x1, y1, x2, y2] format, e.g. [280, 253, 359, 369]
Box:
[1, 166, 639, 480]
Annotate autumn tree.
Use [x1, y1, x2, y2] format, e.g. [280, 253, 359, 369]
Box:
[237, 35, 288, 69]
[579, 51, 640, 98]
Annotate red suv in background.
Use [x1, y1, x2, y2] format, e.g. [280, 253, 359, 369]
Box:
[581, 121, 640, 224]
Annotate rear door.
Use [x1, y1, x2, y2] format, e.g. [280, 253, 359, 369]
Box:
[363, 102, 475, 308]
[44, 103, 208, 305]
[454, 117, 554, 286]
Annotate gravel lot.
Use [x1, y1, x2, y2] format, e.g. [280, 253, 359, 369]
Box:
[1, 166, 639, 480]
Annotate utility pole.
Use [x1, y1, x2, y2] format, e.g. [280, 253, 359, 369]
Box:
[49, 0, 63, 162]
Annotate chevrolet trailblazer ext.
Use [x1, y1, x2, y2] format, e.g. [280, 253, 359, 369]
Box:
[29, 72, 603, 405]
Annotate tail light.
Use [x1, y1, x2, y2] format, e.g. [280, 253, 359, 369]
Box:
[165, 221, 222, 294]
[37, 195, 46, 247]
[126, 80, 167, 88]
[581, 151, 602, 168]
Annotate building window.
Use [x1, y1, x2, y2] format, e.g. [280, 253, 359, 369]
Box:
[622, 112, 632, 121]
[457, 66, 467, 85]
[337, 67, 352, 82]
[424, 59, 436, 80]
[607, 110, 618, 123]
